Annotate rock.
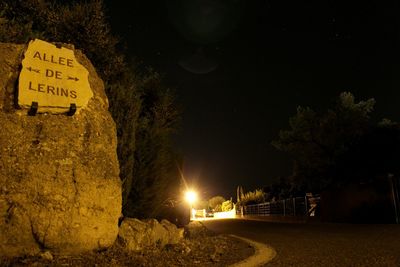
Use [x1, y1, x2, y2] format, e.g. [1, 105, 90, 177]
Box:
[185, 221, 213, 238]
[40, 251, 53, 261]
[0, 41, 121, 257]
[118, 218, 149, 251]
[161, 219, 184, 244]
[118, 218, 184, 251]
[146, 218, 170, 247]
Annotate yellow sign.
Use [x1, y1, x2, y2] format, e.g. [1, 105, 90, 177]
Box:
[18, 39, 93, 114]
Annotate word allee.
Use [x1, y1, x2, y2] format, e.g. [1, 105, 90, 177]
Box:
[33, 51, 74, 67]
[28, 81, 77, 99]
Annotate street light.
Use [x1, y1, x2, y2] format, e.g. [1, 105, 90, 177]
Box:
[185, 190, 197, 220]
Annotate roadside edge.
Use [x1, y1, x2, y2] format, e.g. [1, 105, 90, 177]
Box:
[228, 235, 277, 267]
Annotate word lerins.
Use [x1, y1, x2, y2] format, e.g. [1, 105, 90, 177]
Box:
[28, 81, 77, 99]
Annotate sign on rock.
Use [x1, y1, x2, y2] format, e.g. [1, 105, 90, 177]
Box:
[18, 39, 93, 114]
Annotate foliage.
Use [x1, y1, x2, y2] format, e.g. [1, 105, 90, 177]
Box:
[273, 92, 400, 191]
[0, 0, 182, 219]
[263, 176, 294, 201]
[106, 69, 142, 206]
[221, 199, 233, 212]
[208, 196, 225, 211]
[0, 0, 124, 81]
[334, 121, 400, 182]
[236, 189, 265, 207]
[124, 71, 181, 218]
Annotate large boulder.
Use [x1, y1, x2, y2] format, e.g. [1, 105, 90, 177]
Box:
[0, 41, 121, 256]
[118, 218, 184, 251]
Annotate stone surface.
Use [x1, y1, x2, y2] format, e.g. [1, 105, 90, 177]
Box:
[118, 218, 184, 251]
[161, 219, 185, 244]
[18, 39, 93, 114]
[40, 251, 53, 261]
[0, 42, 121, 257]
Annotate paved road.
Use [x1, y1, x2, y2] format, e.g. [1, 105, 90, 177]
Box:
[202, 219, 400, 266]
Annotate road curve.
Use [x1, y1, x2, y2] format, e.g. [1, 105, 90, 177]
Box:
[229, 235, 276, 267]
[203, 219, 400, 266]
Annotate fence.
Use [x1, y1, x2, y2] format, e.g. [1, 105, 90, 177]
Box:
[238, 195, 320, 217]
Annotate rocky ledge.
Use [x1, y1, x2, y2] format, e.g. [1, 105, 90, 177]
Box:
[0, 222, 255, 266]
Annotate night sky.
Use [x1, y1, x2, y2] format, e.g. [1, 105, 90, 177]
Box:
[105, 0, 400, 199]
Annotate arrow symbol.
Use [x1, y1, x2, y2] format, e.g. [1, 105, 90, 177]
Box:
[67, 76, 79, 81]
[27, 67, 40, 73]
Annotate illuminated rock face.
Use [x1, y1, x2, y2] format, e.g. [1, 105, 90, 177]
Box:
[0, 42, 121, 256]
[118, 218, 184, 251]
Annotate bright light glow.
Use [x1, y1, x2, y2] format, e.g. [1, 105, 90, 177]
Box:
[213, 208, 236, 219]
[185, 191, 197, 204]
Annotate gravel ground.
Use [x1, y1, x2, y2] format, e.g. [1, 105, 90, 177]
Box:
[0, 222, 254, 267]
[203, 219, 400, 267]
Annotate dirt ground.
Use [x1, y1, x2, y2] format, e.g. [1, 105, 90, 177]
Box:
[0, 222, 254, 267]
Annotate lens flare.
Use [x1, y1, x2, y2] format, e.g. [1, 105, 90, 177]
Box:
[185, 191, 197, 204]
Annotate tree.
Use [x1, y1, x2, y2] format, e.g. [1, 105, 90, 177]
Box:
[123, 70, 181, 218]
[263, 176, 295, 201]
[208, 196, 226, 211]
[236, 185, 244, 203]
[107, 69, 142, 206]
[334, 120, 400, 182]
[236, 189, 265, 207]
[221, 199, 233, 211]
[0, 0, 124, 82]
[272, 92, 397, 191]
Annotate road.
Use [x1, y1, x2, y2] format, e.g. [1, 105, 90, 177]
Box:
[202, 219, 400, 266]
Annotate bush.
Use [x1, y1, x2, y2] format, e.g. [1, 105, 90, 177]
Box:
[208, 196, 225, 211]
[237, 189, 265, 207]
[221, 199, 233, 211]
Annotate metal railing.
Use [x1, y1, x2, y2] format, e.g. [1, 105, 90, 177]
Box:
[238, 195, 320, 217]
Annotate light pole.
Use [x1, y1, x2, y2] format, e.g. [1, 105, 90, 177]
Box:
[185, 190, 197, 221]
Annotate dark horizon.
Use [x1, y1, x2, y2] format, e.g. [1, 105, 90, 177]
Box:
[105, 0, 400, 199]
